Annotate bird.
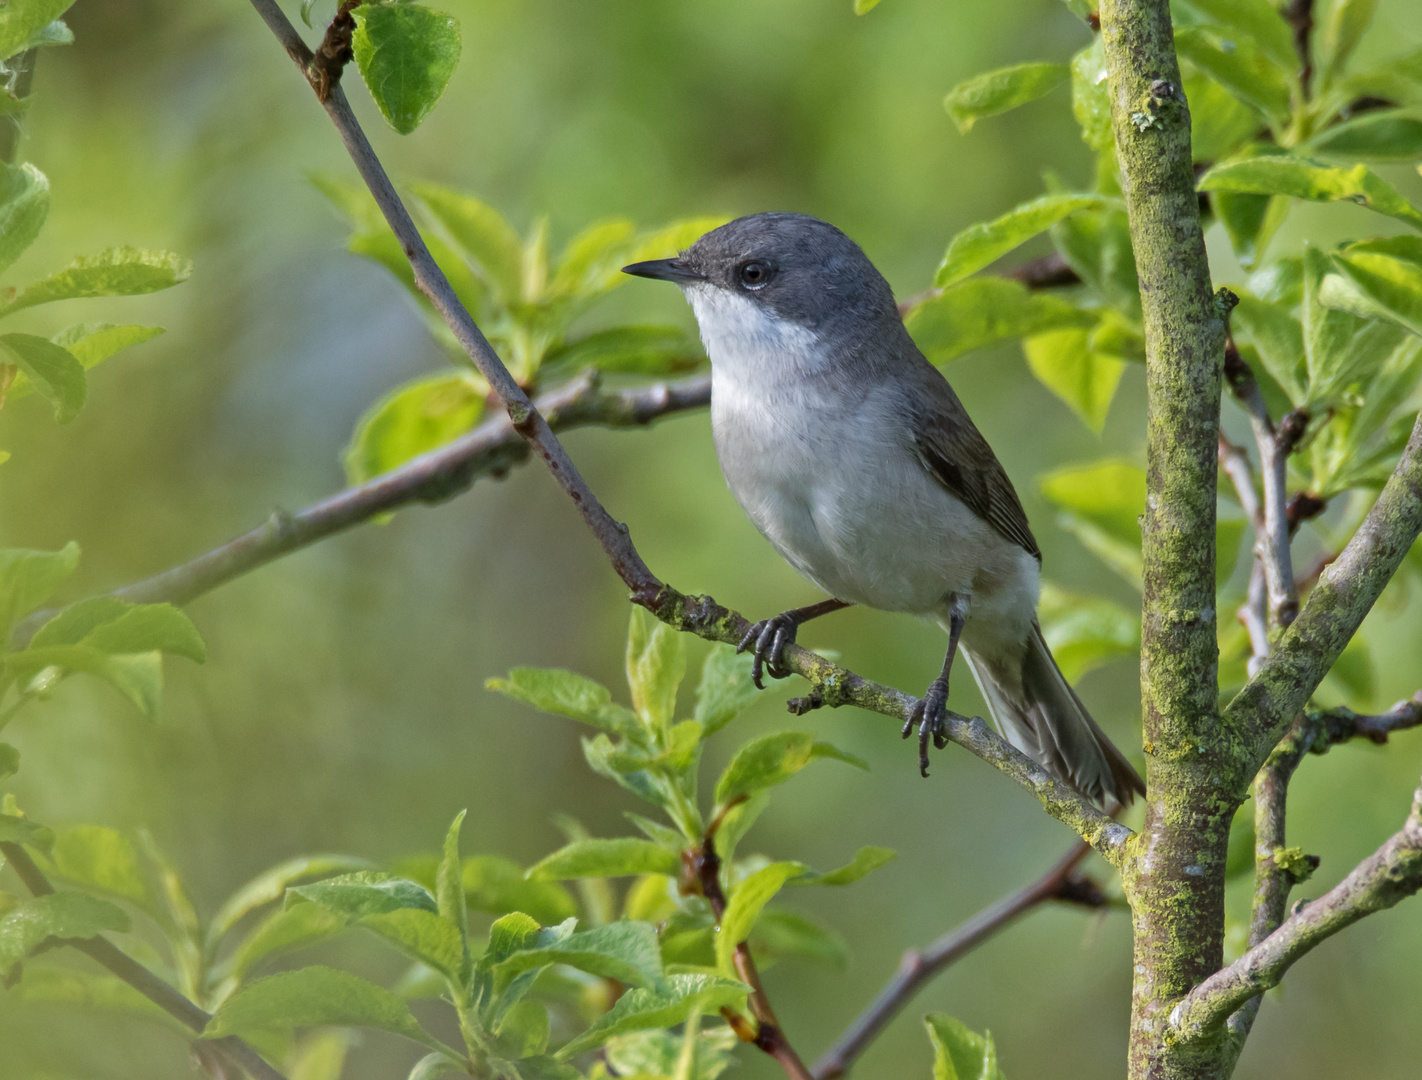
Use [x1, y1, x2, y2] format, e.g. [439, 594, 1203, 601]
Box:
[623, 212, 1143, 806]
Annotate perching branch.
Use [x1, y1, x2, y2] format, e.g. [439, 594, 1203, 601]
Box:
[0, 841, 287, 1080]
[812, 839, 1110, 1080]
[1170, 771, 1422, 1043]
[233, 0, 1136, 861]
[247, 0, 663, 605]
[1228, 413, 1422, 774]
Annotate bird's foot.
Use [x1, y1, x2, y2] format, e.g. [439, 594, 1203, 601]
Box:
[737, 611, 801, 689]
[901, 676, 950, 778]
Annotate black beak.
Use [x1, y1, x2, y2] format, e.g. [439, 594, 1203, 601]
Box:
[621, 258, 704, 284]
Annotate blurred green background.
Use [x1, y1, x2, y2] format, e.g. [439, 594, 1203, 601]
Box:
[4, 0, 1422, 1076]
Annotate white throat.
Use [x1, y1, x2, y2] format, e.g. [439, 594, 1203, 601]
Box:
[683, 284, 822, 388]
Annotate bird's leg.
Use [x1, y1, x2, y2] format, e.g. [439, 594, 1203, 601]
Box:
[902, 593, 969, 778]
[737, 598, 852, 689]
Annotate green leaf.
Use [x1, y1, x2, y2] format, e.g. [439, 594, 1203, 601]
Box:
[290, 871, 437, 918]
[907, 278, 1096, 365]
[541, 325, 704, 377]
[406, 1053, 466, 1080]
[943, 62, 1069, 135]
[0, 892, 129, 975]
[1070, 38, 1111, 150]
[483, 910, 542, 966]
[344, 371, 488, 488]
[1022, 327, 1127, 433]
[351, 4, 461, 135]
[582, 734, 670, 810]
[1306, 109, 1422, 162]
[1180, 0, 1298, 72]
[0, 0, 73, 61]
[1173, 25, 1292, 127]
[0, 162, 48, 276]
[48, 825, 150, 907]
[0, 542, 78, 637]
[495, 998, 551, 1057]
[936, 193, 1107, 288]
[32, 599, 205, 662]
[526, 838, 679, 881]
[749, 908, 848, 970]
[1038, 583, 1141, 682]
[625, 607, 685, 733]
[1050, 207, 1139, 317]
[495, 919, 663, 987]
[792, 846, 896, 886]
[555, 973, 748, 1059]
[359, 908, 465, 977]
[604, 1027, 740, 1080]
[1326, 241, 1422, 338]
[0, 812, 53, 849]
[210, 855, 373, 943]
[716, 861, 806, 976]
[486, 667, 638, 734]
[222, 903, 348, 982]
[412, 184, 524, 302]
[1224, 802, 1256, 880]
[52, 322, 165, 369]
[1231, 293, 1306, 402]
[1318, 0, 1377, 89]
[926, 1013, 1005, 1080]
[1197, 157, 1422, 230]
[692, 646, 758, 737]
[1302, 245, 1370, 404]
[6, 645, 164, 718]
[2, 248, 191, 315]
[852, 0, 883, 13]
[0, 743, 17, 784]
[203, 965, 442, 1047]
[1184, 70, 1266, 162]
[714, 731, 865, 807]
[463, 855, 578, 925]
[1039, 460, 1144, 586]
[436, 810, 468, 973]
[1212, 187, 1290, 271]
[0, 333, 84, 422]
[9, 966, 173, 1026]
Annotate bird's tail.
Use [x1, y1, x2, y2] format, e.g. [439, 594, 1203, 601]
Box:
[961, 622, 1144, 806]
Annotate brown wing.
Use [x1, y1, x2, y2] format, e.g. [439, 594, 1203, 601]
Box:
[905, 362, 1041, 561]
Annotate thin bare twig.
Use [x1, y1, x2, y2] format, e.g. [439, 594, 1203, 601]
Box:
[1219, 434, 1271, 670]
[1284, 0, 1315, 99]
[812, 839, 1109, 1080]
[1171, 771, 1422, 1042]
[0, 841, 286, 1080]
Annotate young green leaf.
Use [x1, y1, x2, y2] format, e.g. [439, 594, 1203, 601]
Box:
[852, 0, 883, 13]
[47, 824, 151, 907]
[936, 193, 1108, 288]
[1050, 207, 1139, 317]
[203, 965, 446, 1049]
[1318, 0, 1378, 90]
[0, 0, 74, 61]
[0, 162, 48, 276]
[0, 812, 54, 849]
[1, 248, 191, 315]
[582, 734, 672, 810]
[1326, 241, 1422, 338]
[0, 333, 85, 422]
[6, 645, 164, 718]
[359, 908, 465, 978]
[1302, 245, 1369, 404]
[1197, 157, 1422, 230]
[715, 861, 806, 976]
[5, 326, 164, 407]
[1069, 38, 1111, 150]
[540, 326, 704, 377]
[483, 910, 543, 966]
[1039, 460, 1145, 586]
[406, 1053, 467, 1080]
[32, 600, 206, 662]
[436, 810, 469, 975]
[749, 908, 849, 970]
[943, 62, 1069, 135]
[289, 871, 439, 919]
[554, 973, 748, 1059]
[906, 278, 1095, 365]
[0, 743, 17, 784]
[1022, 327, 1127, 433]
[625, 607, 686, 734]
[221, 903, 349, 982]
[486, 667, 638, 734]
[344, 371, 488, 488]
[1230, 293, 1307, 403]
[714, 732, 866, 806]
[526, 838, 680, 881]
[1038, 583, 1141, 682]
[1306, 109, 1422, 162]
[1185, 71, 1266, 162]
[0, 892, 130, 976]
[692, 646, 758, 738]
[1211, 188, 1289, 271]
[351, 4, 461, 135]
[791, 846, 896, 887]
[925, 1013, 1005, 1080]
[495, 997, 551, 1057]
[604, 1027, 740, 1080]
[494, 920, 663, 988]
[547, 218, 636, 296]
[1173, 25, 1292, 128]
[0, 542, 79, 637]
[1180, 0, 1297, 73]
[412, 184, 524, 301]
[209, 855, 374, 943]
[463, 855, 578, 925]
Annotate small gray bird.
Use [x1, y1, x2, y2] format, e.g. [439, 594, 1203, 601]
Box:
[624, 212, 1143, 805]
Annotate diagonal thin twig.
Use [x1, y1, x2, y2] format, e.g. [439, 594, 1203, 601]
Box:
[812, 838, 1110, 1079]
[0, 841, 287, 1080]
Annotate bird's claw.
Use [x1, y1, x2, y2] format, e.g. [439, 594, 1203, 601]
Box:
[737, 613, 799, 689]
[901, 677, 950, 777]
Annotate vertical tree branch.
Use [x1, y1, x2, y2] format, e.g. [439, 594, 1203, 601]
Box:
[1099, 1, 1230, 1076]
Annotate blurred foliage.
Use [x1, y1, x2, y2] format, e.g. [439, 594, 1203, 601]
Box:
[2, 0, 1422, 1078]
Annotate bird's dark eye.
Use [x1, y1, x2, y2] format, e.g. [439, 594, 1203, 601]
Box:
[738, 261, 772, 289]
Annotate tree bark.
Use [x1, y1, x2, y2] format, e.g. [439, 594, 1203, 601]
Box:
[1099, 1, 1233, 1077]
